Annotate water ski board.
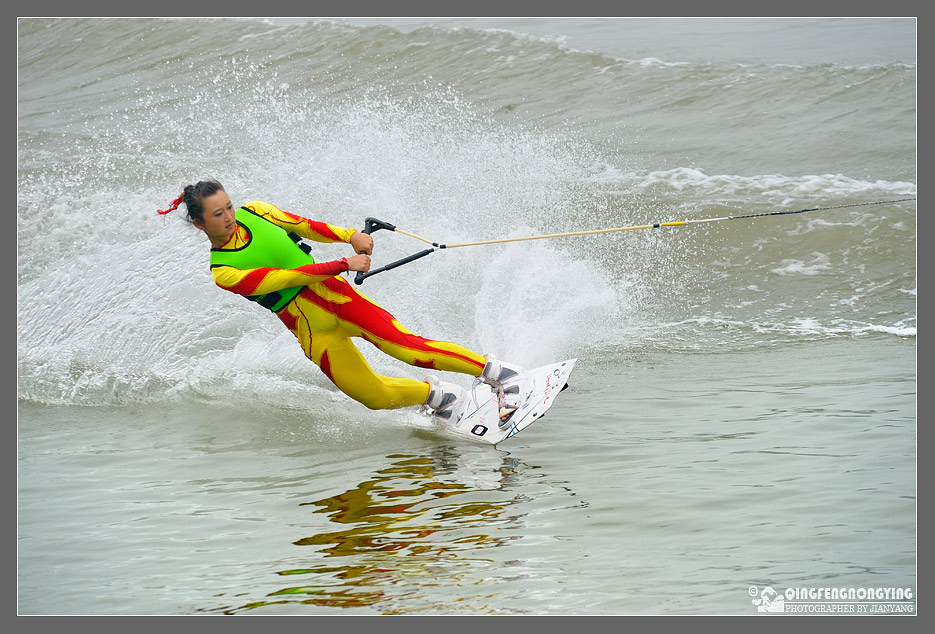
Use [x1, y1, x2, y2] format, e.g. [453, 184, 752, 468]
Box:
[422, 358, 577, 445]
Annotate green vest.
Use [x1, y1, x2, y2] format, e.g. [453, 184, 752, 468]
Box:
[210, 207, 316, 312]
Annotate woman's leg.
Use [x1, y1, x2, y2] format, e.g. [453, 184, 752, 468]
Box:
[316, 277, 487, 376]
[277, 286, 430, 409]
[313, 331, 431, 410]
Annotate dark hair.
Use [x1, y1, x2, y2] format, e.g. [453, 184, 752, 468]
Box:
[157, 179, 225, 222]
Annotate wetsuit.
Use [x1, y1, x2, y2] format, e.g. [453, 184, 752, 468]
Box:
[209, 201, 486, 409]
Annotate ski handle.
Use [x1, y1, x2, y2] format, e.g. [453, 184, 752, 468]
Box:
[354, 217, 436, 285]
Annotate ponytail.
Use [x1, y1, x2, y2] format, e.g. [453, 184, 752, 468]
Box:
[156, 180, 224, 222]
[157, 193, 184, 215]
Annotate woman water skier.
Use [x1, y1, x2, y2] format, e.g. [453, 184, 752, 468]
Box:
[158, 179, 522, 422]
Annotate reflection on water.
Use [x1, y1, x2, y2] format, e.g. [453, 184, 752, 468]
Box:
[222, 445, 541, 614]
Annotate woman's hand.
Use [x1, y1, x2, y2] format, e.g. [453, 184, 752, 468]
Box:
[345, 254, 371, 273]
[350, 231, 373, 255]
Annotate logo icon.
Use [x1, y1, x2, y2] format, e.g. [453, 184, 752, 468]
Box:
[751, 586, 785, 613]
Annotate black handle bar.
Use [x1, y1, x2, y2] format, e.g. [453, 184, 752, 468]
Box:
[353, 217, 437, 285]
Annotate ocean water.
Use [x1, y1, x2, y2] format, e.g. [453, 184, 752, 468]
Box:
[17, 18, 916, 615]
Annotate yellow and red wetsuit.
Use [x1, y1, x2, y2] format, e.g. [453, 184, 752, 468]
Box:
[209, 201, 486, 409]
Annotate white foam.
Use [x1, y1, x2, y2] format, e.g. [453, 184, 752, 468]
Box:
[771, 253, 833, 276]
[860, 324, 916, 337]
[629, 167, 916, 201]
[637, 57, 690, 68]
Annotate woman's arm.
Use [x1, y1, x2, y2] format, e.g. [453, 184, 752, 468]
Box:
[211, 260, 350, 297]
[244, 200, 358, 244]
[211, 254, 371, 297]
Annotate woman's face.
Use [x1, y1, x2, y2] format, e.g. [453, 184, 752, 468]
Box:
[193, 190, 237, 246]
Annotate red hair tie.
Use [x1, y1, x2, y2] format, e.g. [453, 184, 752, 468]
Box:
[157, 194, 184, 215]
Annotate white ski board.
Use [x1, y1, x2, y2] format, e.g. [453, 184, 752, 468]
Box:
[421, 358, 577, 445]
